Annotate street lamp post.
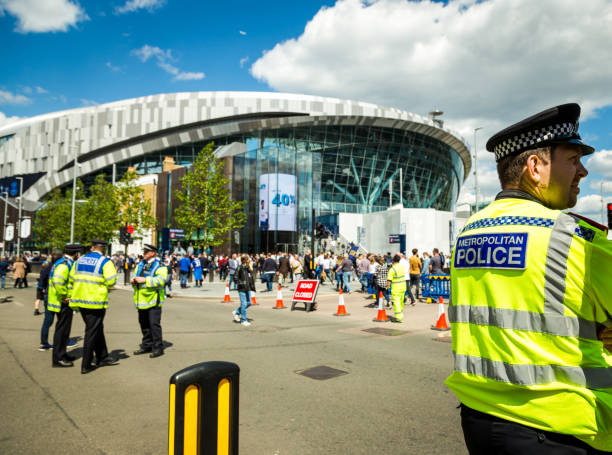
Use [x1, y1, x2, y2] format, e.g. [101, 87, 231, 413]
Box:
[1, 191, 7, 258]
[473, 127, 483, 213]
[69, 143, 80, 244]
[16, 177, 23, 257]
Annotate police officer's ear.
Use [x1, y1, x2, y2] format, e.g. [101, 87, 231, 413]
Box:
[521, 151, 551, 189]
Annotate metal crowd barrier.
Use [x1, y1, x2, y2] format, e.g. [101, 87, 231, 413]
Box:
[420, 274, 450, 300]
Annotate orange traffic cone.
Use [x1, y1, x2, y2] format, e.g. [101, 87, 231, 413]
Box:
[251, 293, 258, 306]
[373, 291, 389, 322]
[431, 295, 450, 331]
[222, 283, 232, 302]
[333, 288, 350, 316]
[273, 284, 286, 309]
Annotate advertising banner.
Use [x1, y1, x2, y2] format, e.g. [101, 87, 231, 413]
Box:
[259, 173, 297, 231]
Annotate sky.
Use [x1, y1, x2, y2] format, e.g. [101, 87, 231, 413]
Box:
[1, 0, 611, 223]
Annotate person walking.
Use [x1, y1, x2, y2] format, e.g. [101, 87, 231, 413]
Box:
[69, 239, 119, 374]
[48, 244, 81, 368]
[232, 255, 256, 327]
[446, 103, 612, 454]
[0, 256, 7, 289]
[178, 253, 191, 288]
[374, 256, 391, 308]
[408, 248, 422, 300]
[387, 255, 407, 323]
[278, 252, 290, 287]
[12, 257, 26, 288]
[228, 254, 238, 290]
[337, 253, 354, 294]
[131, 244, 167, 358]
[399, 253, 416, 305]
[303, 249, 314, 279]
[38, 253, 59, 352]
[261, 253, 278, 291]
[429, 248, 444, 275]
[192, 254, 203, 287]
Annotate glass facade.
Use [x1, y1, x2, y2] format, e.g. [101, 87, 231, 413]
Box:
[82, 124, 465, 254]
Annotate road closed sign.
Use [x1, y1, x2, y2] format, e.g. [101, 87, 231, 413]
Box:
[292, 280, 320, 303]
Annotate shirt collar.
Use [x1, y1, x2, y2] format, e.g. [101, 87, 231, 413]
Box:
[495, 189, 543, 205]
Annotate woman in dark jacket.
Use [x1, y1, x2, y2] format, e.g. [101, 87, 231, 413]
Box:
[232, 255, 256, 327]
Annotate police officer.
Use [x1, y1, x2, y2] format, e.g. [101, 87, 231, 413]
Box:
[131, 244, 167, 358]
[446, 104, 612, 454]
[386, 254, 406, 323]
[48, 243, 81, 367]
[69, 239, 119, 374]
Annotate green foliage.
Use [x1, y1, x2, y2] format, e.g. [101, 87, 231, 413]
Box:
[116, 169, 157, 235]
[174, 142, 246, 246]
[34, 170, 157, 249]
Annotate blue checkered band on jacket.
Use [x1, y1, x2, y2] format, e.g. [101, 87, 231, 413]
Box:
[461, 216, 595, 242]
[493, 122, 577, 160]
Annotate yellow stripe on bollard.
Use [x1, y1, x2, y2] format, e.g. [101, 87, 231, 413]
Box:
[217, 379, 230, 455]
[169, 384, 176, 455]
[184, 385, 201, 454]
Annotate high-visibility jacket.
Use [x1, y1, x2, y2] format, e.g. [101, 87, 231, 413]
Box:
[69, 252, 117, 310]
[445, 195, 612, 451]
[133, 258, 167, 310]
[47, 256, 74, 313]
[387, 264, 407, 294]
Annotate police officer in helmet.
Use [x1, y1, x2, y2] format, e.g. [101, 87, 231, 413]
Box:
[446, 103, 612, 454]
[131, 244, 167, 358]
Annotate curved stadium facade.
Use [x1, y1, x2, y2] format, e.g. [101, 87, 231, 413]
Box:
[0, 92, 470, 253]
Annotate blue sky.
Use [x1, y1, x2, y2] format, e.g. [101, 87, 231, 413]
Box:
[1, 0, 611, 222]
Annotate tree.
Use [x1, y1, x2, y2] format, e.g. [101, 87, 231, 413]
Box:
[174, 143, 246, 246]
[78, 174, 121, 243]
[34, 186, 75, 249]
[116, 169, 157, 235]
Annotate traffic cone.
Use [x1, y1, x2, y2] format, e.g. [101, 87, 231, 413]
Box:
[273, 284, 286, 309]
[222, 283, 232, 302]
[373, 291, 389, 322]
[333, 288, 350, 316]
[431, 295, 450, 331]
[251, 293, 258, 306]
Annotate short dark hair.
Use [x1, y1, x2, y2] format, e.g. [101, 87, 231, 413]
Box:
[433, 248, 439, 254]
[497, 146, 551, 188]
[393, 254, 401, 263]
[412, 248, 418, 255]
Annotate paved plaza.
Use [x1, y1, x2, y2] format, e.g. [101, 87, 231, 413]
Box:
[0, 285, 466, 454]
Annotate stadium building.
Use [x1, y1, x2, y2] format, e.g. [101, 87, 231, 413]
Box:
[0, 92, 470, 254]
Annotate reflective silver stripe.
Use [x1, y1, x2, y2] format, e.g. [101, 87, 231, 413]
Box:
[544, 213, 576, 315]
[449, 305, 598, 340]
[52, 279, 67, 285]
[73, 278, 104, 285]
[71, 299, 107, 305]
[106, 273, 118, 282]
[454, 353, 612, 389]
[94, 257, 106, 276]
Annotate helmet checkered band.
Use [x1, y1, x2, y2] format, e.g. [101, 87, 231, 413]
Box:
[493, 122, 577, 160]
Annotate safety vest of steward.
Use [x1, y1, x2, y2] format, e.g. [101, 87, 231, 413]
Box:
[69, 252, 117, 310]
[445, 195, 612, 451]
[47, 256, 74, 313]
[387, 264, 406, 294]
[133, 258, 167, 310]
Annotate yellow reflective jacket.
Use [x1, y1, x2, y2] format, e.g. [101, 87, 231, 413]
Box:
[387, 264, 407, 294]
[69, 252, 117, 310]
[445, 195, 612, 451]
[133, 258, 167, 310]
[47, 256, 74, 313]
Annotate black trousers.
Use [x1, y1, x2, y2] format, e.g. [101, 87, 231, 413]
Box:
[52, 304, 73, 363]
[461, 404, 610, 455]
[138, 306, 163, 351]
[80, 308, 108, 368]
[409, 274, 420, 299]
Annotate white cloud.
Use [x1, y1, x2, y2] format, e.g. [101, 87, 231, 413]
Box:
[131, 44, 205, 81]
[106, 61, 121, 72]
[239, 30, 246, 36]
[115, 0, 165, 14]
[0, 90, 31, 105]
[239, 56, 249, 68]
[0, 111, 20, 128]
[573, 194, 606, 222]
[35, 86, 47, 94]
[0, 0, 88, 33]
[586, 150, 612, 179]
[251, 0, 612, 130]
[22, 86, 32, 94]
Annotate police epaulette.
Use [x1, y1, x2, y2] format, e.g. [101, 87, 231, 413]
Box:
[567, 212, 608, 234]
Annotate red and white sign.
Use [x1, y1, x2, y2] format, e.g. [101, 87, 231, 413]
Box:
[292, 280, 320, 303]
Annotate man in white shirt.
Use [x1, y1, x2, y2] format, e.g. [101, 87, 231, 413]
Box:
[399, 253, 416, 305]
